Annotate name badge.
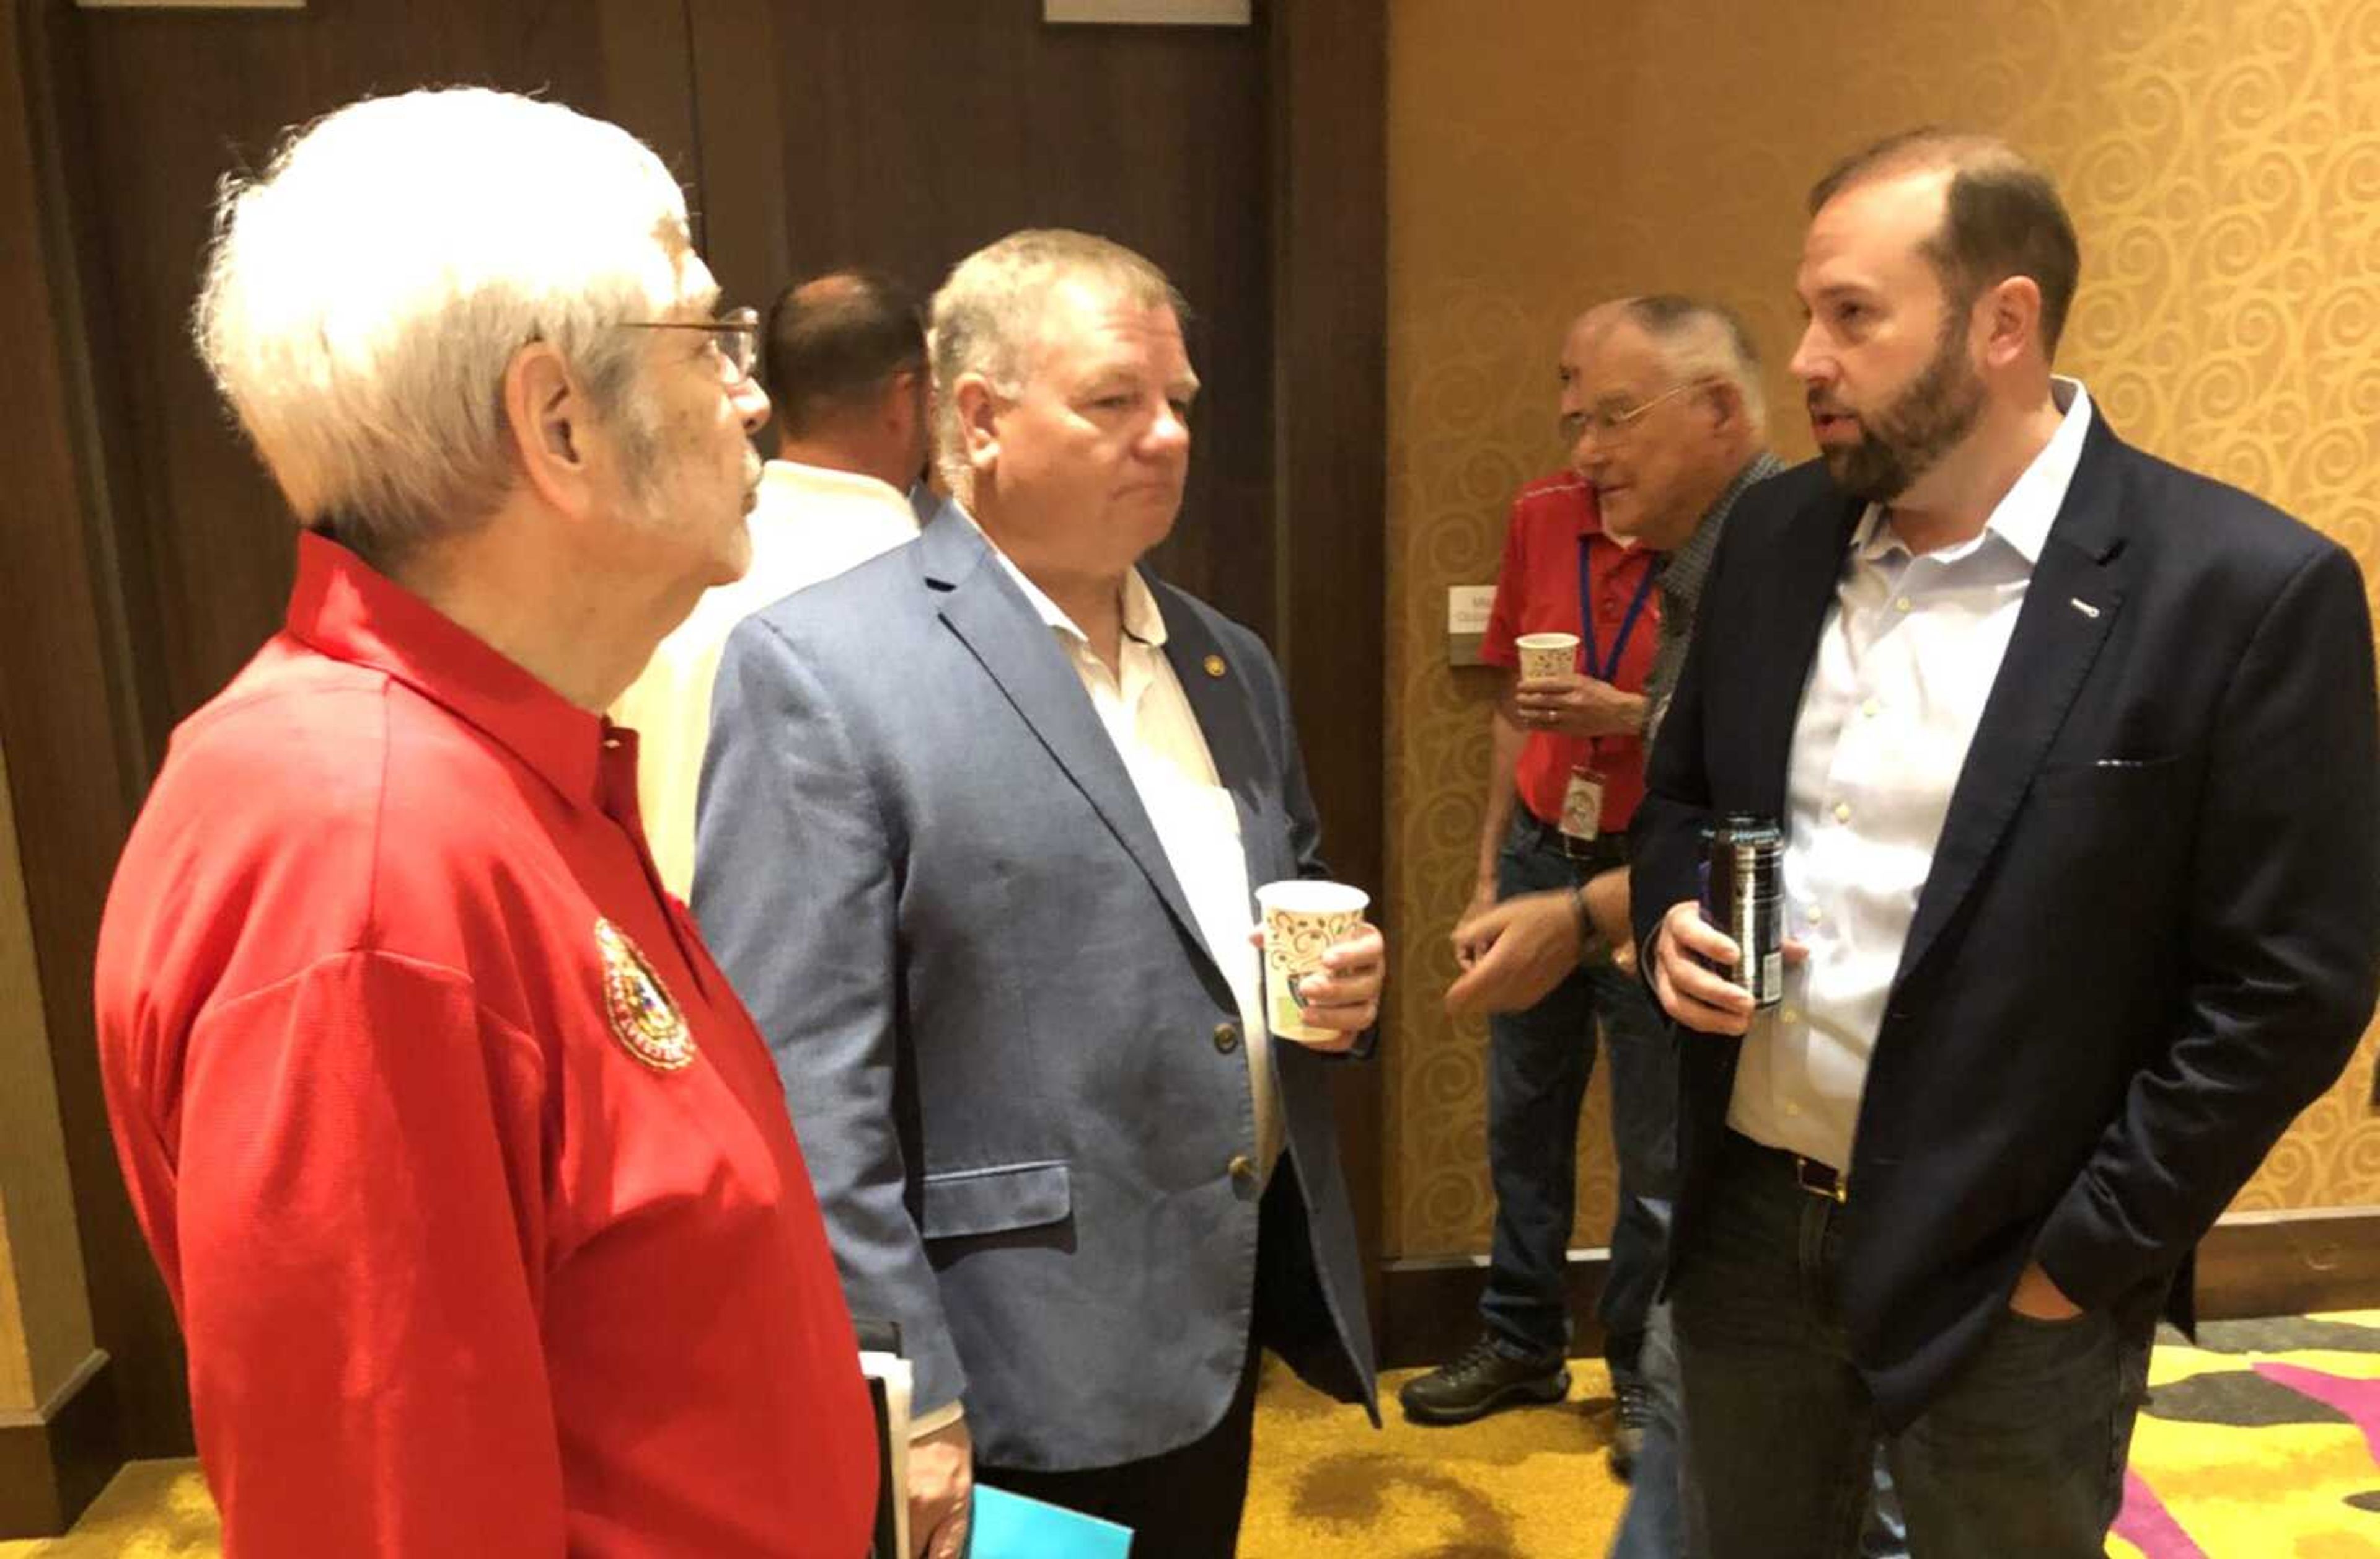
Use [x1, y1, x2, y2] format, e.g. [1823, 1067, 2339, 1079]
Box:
[1559, 767, 1606, 842]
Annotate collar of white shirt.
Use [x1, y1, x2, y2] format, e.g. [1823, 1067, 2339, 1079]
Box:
[958, 505, 1170, 649]
[1849, 376, 2094, 569]
[762, 456, 911, 516]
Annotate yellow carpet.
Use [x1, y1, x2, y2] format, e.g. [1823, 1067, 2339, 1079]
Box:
[1243, 1357, 1631, 1557]
[12, 1312, 2378, 1557]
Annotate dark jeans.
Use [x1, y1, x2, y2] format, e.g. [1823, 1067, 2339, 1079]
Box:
[1670, 1131, 2154, 1559]
[1611, 1302, 1906, 1559]
[1480, 814, 1677, 1369]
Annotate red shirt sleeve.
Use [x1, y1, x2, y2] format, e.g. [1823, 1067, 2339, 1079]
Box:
[1479, 491, 1532, 668]
[172, 950, 566, 1558]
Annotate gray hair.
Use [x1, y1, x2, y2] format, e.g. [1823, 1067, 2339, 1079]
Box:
[1620, 294, 1766, 438]
[927, 229, 1186, 501]
[193, 88, 691, 561]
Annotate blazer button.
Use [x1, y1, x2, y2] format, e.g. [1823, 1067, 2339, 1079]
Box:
[1227, 1154, 1257, 1185]
[1213, 1022, 1240, 1053]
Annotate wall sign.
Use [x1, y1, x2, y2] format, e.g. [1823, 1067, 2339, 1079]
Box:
[1045, 1, 1253, 23]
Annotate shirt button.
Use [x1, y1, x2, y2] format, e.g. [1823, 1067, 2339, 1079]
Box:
[1785, 1102, 1804, 1118]
[1212, 1023, 1240, 1054]
[1833, 802, 1853, 823]
[1806, 904, 1825, 924]
[1227, 1154, 1258, 1185]
[1861, 699, 1880, 718]
[1782, 1007, 1801, 1025]
[1894, 597, 1913, 613]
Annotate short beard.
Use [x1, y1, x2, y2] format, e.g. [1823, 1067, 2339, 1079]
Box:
[1818, 304, 1987, 501]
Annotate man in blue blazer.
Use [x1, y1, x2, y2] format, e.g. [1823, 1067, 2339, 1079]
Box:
[697, 230, 1383, 1559]
[1634, 131, 2379, 1557]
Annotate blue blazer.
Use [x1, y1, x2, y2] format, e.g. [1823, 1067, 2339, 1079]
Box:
[1631, 416, 2380, 1429]
[695, 505, 1378, 1471]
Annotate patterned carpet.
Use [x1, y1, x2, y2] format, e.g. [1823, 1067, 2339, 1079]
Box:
[10, 1312, 2377, 1557]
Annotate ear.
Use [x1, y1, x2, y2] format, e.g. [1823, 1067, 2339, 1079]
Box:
[1698, 378, 1745, 435]
[503, 341, 600, 519]
[953, 371, 1005, 480]
[880, 366, 922, 433]
[1978, 276, 2042, 371]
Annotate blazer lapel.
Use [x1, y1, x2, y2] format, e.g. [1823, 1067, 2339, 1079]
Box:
[919, 511, 1208, 953]
[1151, 577, 1284, 890]
[1892, 421, 2130, 986]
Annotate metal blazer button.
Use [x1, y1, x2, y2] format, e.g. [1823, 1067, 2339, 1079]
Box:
[1227, 1154, 1257, 1185]
[1213, 1022, 1240, 1053]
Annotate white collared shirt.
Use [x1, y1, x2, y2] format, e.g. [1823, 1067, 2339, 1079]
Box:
[1729, 379, 2095, 1170]
[977, 531, 1281, 1181]
[615, 459, 919, 896]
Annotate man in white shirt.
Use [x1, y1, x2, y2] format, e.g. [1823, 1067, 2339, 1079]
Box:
[1635, 130, 2378, 1558]
[614, 268, 926, 895]
[696, 230, 1385, 1559]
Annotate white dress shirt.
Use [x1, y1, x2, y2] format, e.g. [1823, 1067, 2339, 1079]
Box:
[978, 539, 1282, 1182]
[613, 458, 919, 897]
[1729, 379, 2095, 1171]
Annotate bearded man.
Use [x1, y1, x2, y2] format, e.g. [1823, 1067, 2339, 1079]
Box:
[1629, 128, 2379, 1558]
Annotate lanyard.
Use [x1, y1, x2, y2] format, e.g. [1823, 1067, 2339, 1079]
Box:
[1577, 540, 1658, 683]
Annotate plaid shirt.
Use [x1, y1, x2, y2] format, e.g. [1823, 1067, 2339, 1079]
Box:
[1644, 450, 1785, 749]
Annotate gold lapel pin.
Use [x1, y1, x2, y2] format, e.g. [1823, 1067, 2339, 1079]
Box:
[1203, 654, 1227, 679]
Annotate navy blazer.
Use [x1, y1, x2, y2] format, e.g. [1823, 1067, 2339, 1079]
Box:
[1630, 415, 2379, 1428]
[694, 505, 1378, 1470]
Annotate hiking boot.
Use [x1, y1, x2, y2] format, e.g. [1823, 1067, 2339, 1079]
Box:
[1399, 1335, 1570, 1425]
[1608, 1367, 1653, 1482]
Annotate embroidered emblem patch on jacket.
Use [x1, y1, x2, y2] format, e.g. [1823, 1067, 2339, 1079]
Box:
[596, 918, 695, 1072]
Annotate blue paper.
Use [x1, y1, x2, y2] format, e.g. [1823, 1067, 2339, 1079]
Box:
[971, 1485, 1134, 1558]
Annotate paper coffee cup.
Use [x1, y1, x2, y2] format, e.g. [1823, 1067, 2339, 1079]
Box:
[1515, 631, 1579, 681]
[1255, 880, 1371, 1043]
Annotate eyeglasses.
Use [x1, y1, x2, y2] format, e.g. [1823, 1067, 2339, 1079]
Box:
[1567, 378, 1711, 441]
[622, 306, 761, 384]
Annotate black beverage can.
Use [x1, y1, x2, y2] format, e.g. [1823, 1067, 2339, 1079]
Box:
[1704, 813, 1784, 1008]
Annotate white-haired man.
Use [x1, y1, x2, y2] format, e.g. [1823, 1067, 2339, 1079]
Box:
[698, 229, 1384, 1559]
[92, 89, 876, 1557]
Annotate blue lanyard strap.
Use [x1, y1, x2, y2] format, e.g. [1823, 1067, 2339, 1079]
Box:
[1577, 539, 1659, 684]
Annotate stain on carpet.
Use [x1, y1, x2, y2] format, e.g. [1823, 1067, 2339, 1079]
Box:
[1292, 1452, 1519, 1553]
[2144, 1371, 2354, 1427]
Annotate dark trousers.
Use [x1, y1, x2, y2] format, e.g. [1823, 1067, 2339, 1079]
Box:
[974, 1167, 1320, 1559]
[1670, 1131, 2154, 1559]
[1480, 815, 1677, 1368]
[975, 1342, 1262, 1559]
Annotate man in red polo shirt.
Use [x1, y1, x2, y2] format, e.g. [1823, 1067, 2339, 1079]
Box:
[92, 89, 875, 1557]
[1400, 305, 1673, 1477]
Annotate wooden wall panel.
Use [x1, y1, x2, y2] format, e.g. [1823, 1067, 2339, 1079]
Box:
[70, 0, 703, 730]
[692, 0, 1277, 637]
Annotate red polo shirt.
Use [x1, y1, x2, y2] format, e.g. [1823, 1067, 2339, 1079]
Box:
[1479, 472, 1662, 834]
[95, 534, 876, 1558]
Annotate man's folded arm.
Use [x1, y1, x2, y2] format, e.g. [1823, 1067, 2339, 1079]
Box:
[700, 617, 970, 1416]
[2033, 544, 2380, 1310]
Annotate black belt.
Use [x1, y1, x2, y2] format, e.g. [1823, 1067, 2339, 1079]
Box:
[1512, 809, 1628, 867]
[1729, 1129, 1848, 1205]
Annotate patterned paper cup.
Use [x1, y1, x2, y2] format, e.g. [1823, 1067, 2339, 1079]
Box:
[1514, 631, 1579, 681]
[1255, 880, 1372, 1043]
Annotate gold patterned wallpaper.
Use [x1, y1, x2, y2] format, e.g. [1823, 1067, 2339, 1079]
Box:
[1382, 0, 2380, 1258]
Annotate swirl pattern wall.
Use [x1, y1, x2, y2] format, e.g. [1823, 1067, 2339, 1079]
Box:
[1384, 0, 2380, 1256]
